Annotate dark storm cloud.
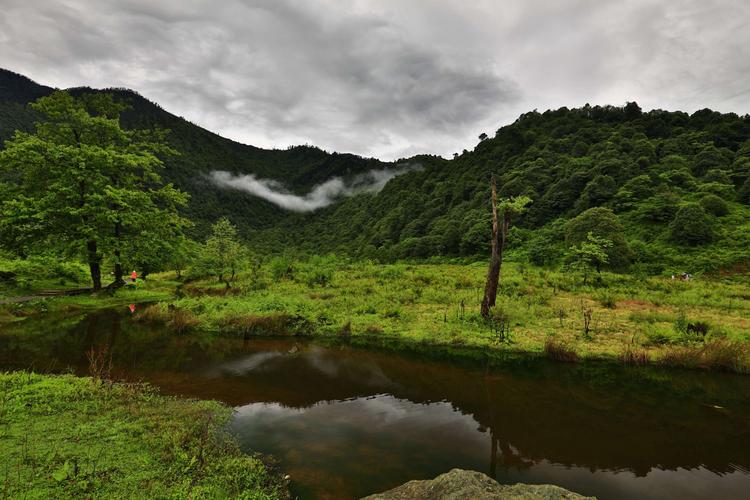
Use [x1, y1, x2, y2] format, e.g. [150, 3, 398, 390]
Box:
[1, 1, 749, 159]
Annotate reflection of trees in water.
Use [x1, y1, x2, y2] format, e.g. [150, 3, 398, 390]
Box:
[485, 367, 534, 478]
[2, 311, 750, 477]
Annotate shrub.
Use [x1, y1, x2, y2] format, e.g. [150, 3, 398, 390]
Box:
[305, 268, 333, 287]
[669, 203, 714, 246]
[135, 304, 170, 323]
[641, 325, 675, 346]
[673, 309, 689, 335]
[699, 194, 729, 216]
[565, 207, 632, 270]
[595, 291, 617, 308]
[699, 340, 748, 372]
[269, 256, 294, 280]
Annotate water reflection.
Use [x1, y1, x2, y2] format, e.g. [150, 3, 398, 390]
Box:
[1, 308, 750, 499]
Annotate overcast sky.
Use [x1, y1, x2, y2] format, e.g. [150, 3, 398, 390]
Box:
[2, 0, 749, 160]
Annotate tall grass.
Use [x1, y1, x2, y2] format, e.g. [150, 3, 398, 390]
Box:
[544, 336, 579, 363]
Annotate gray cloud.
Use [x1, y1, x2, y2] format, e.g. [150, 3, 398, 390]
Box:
[1, 1, 750, 160]
[210, 164, 421, 212]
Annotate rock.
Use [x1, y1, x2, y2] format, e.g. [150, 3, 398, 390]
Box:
[361, 469, 595, 500]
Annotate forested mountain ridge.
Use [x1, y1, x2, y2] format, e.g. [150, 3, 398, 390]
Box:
[2, 68, 750, 273]
[0, 69, 390, 232]
[268, 103, 750, 273]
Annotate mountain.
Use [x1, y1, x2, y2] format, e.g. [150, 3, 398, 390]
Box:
[264, 105, 750, 272]
[2, 68, 750, 272]
[0, 68, 391, 233]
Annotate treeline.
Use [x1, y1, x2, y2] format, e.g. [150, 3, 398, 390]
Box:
[2, 68, 750, 276]
[261, 102, 750, 273]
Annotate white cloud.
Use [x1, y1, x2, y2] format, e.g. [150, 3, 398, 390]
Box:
[210, 164, 420, 212]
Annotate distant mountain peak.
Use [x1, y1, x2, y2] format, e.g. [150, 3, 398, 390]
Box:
[0, 68, 54, 104]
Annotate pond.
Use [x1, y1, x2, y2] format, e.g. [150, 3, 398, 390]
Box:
[2, 306, 750, 499]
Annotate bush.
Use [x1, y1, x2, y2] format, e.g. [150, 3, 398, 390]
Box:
[669, 204, 714, 246]
[637, 192, 681, 222]
[594, 291, 617, 308]
[269, 256, 295, 280]
[565, 207, 632, 270]
[699, 194, 729, 216]
[641, 325, 675, 346]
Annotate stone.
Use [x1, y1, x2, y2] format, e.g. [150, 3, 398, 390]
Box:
[361, 469, 595, 500]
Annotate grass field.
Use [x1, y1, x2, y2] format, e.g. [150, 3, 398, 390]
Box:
[0, 371, 286, 498]
[126, 258, 750, 372]
[3, 255, 749, 372]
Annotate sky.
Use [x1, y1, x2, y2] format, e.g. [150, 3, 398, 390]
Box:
[2, 0, 749, 161]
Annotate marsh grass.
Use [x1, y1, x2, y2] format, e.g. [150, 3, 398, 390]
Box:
[8, 257, 750, 373]
[620, 345, 650, 366]
[659, 340, 749, 372]
[544, 336, 579, 363]
[169, 308, 200, 334]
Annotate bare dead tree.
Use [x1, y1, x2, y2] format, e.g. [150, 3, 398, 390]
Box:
[481, 176, 501, 318]
[481, 178, 531, 318]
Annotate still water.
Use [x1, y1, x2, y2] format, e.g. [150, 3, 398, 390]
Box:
[2, 307, 750, 499]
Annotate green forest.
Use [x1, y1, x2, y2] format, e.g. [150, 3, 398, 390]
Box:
[3, 68, 750, 279]
[2, 51, 750, 500]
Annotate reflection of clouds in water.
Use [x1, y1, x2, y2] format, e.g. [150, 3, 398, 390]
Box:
[303, 346, 394, 388]
[204, 351, 282, 377]
[233, 394, 482, 435]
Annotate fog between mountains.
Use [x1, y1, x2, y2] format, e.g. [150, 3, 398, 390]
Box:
[210, 164, 421, 212]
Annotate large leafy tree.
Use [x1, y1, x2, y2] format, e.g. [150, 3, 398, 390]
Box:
[0, 91, 189, 289]
[565, 207, 632, 271]
[669, 203, 714, 246]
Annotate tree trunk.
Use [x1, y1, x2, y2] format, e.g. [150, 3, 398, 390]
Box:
[112, 221, 125, 285]
[87, 240, 102, 290]
[481, 177, 500, 318]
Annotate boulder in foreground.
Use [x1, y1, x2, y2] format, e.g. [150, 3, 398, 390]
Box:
[362, 468, 595, 500]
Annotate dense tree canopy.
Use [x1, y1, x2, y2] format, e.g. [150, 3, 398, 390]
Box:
[0, 90, 189, 288]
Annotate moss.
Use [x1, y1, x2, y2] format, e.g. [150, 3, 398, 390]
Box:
[0, 371, 287, 499]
